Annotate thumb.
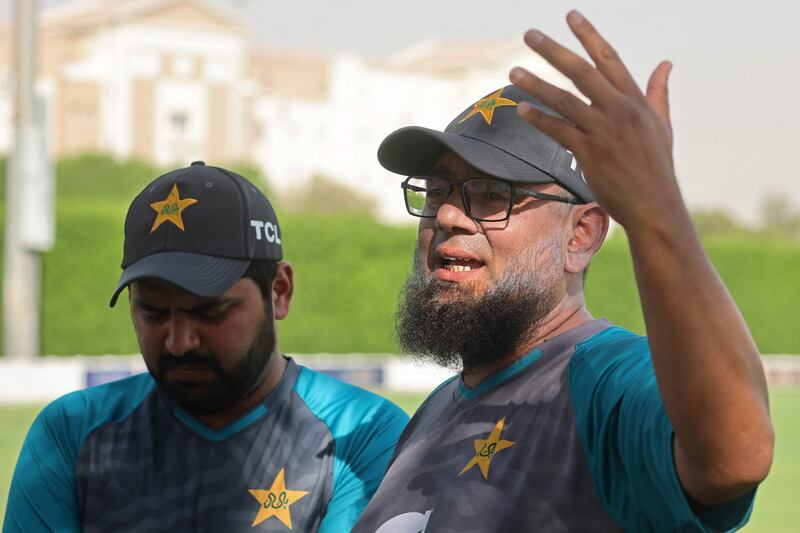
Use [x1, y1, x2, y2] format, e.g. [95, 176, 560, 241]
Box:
[646, 60, 673, 135]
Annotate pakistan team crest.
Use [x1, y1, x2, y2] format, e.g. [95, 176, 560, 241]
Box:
[458, 88, 518, 125]
[459, 417, 515, 480]
[248, 468, 309, 529]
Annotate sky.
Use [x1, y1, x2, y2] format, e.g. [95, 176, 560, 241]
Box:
[10, 0, 800, 224]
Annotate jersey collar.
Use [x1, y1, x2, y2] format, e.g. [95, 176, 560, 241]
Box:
[455, 318, 613, 403]
[163, 356, 301, 442]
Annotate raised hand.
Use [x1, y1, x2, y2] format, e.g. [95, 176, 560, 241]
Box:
[510, 11, 775, 507]
[510, 10, 681, 231]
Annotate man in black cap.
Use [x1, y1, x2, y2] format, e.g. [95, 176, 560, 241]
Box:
[5, 162, 408, 532]
[354, 11, 773, 532]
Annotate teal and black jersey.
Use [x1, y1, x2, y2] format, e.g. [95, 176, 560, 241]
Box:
[4, 358, 409, 533]
[353, 319, 756, 533]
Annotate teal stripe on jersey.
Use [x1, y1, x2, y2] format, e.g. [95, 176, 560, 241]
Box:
[568, 326, 755, 532]
[457, 347, 542, 401]
[293, 368, 409, 533]
[173, 404, 268, 442]
[3, 373, 156, 533]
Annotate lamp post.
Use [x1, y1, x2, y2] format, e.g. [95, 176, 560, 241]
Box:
[4, 0, 54, 359]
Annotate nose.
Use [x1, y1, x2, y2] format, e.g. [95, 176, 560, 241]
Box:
[434, 186, 478, 234]
[164, 315, 201, 356]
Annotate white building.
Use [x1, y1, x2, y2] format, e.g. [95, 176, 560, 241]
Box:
[0, 0, 573, 222]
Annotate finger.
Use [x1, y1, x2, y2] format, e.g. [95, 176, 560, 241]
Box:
[510, 67, 596, 130]
[523, 28, 617, 107]
[566, 10, 640, 95]
[516, 100, 586, 154]
[646, 60, 673, 130]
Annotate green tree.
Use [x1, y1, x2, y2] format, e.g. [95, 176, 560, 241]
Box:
[760, 193, 800, 241]
[282, 174, 377, 217]
[691, 208, 752, 239]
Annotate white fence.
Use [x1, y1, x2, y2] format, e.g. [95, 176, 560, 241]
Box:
[0, 354, 797, 404]
[0, 354, 454, 403]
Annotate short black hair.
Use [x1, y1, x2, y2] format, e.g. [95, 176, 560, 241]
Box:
[242, 260, 279, 301]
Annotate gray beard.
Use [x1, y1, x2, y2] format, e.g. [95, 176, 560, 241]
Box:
[395, 239, 561, 373]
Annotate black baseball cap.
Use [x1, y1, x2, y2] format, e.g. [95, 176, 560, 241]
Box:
[109, 162, 283, 307]
[377, 84, 592, 203]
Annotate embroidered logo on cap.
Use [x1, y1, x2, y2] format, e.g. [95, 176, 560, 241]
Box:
[149, 183, 198, 233]
[458, 88, 518, 125]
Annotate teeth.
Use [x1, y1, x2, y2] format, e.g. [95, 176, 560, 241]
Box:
[444, 264, 471, 272]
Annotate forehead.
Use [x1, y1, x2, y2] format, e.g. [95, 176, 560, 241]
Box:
[130, 277, 257, 304]
[428, 150, 485, 177]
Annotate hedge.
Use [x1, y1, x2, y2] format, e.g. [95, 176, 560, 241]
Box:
[0, 155, 797, 355]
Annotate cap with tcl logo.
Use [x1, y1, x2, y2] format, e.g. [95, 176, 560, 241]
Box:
[109, 162, 282, 307]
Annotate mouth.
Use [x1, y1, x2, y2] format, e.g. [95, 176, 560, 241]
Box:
[439, 256, 484, 272]
[433, 249, 485, 281]
[166, 365, 216, 382]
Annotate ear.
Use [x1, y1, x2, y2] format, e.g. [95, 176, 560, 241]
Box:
[564, 203, 609, 275]
[271, 261, 294, 320]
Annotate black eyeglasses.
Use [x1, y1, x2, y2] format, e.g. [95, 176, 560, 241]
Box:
[401, 176, 582, 222]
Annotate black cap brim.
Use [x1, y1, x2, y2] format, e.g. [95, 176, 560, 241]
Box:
[109, 251, 250, 307]
[377, 126, 556, 184]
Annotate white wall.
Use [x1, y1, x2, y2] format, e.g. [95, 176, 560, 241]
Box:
[0, 354, 794, 404]
[252, 49, 576, 224]
[0, 354, 454, 403]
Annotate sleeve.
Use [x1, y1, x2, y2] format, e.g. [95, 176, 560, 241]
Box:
[318, 400, 409, 533]
[568, 330, 756, 532]
[3, 399, 83, 533]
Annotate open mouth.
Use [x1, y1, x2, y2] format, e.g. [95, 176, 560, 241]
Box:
[438, 256, 485, 272]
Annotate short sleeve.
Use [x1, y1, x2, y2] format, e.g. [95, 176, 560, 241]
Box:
[568, 327, 755, 532]
[3, 398, 84, 532]
[292, 368, 409, 533]
[4, 373, 155, 533]
[319, 403, 409, 532]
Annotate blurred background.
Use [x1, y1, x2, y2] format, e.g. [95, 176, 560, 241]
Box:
[0, 0, 798, 529]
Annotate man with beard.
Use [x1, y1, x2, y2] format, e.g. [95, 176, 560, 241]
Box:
[4, 163, 408, 532]
[353, 11, 773, 533]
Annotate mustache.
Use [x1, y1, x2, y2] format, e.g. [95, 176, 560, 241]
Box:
[158, 352, 223, 374]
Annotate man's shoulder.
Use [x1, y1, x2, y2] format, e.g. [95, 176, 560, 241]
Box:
[418, 374, 460, 407]
[571, 324, 649, 369]
[292, 365, 409, 438]
[578, 323, 645, 347]
[44, 372, 156, 417]
[15, 373, 157, 480]
[567, 324, 657, 419]
[37, 373, 157, 444]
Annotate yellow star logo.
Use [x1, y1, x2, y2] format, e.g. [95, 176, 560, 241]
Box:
[458, 88, 518, 125]
[248, 468, 309, 529]
[149, 183, 198, 233]
[458, 417, 515, 480]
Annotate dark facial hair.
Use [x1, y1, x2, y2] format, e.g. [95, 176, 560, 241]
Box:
[149, 301, 276, 415]
[396, 240, 560, 373]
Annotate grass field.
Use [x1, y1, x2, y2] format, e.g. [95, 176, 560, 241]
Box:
[1, 389, 797, 531]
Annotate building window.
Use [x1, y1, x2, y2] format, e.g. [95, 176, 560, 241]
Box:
[170, 111, 188, 132]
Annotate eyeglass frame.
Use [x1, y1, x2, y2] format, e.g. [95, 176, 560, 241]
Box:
[400, 175, 584, 222]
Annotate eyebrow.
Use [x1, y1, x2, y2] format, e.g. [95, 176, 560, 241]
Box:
[425, 166, 492, 179]
[132, 297, 236, 313]
[187, 299, 235, 313]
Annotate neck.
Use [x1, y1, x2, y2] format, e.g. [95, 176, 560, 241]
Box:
[191, 351, 287, 430]
[461, 299, 593, 388]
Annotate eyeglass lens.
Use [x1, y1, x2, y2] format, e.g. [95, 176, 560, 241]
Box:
[404, 177, 513, 221]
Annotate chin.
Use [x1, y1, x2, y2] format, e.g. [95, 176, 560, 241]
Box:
[433, 279, 488, 303]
